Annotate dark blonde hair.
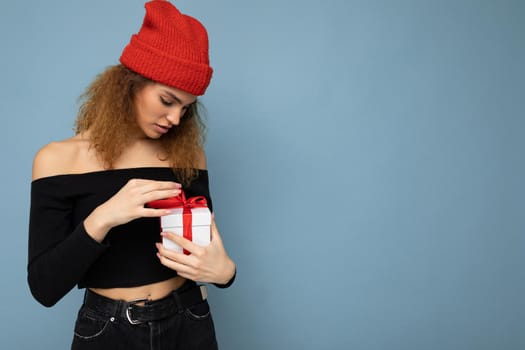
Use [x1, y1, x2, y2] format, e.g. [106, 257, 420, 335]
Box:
[75, 64, 205, 185]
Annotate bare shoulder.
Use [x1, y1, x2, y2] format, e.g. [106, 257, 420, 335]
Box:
[32, 135, 90, 180]
[196, 147, 207, 170]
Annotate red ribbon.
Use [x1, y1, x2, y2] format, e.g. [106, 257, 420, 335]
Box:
[148, 192, 208, 255]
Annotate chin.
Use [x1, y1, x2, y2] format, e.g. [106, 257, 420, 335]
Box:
[140, 127, 163, 139]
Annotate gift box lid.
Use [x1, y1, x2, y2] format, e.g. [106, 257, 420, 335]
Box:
[161, 207, 211, 227]
[147, 194, 211, 227]
[147, 195, 208, 209]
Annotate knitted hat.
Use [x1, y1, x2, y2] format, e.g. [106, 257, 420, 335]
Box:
[120, 1, 213, 96]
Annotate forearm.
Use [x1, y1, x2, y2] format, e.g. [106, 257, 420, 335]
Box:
[27, 222, 108, 307]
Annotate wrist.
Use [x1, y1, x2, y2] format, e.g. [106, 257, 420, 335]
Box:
[84, 206, 113, 243]
[219, 258, 236, 285]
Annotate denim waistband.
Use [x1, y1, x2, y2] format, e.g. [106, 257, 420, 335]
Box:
[82, 281, 207, 325]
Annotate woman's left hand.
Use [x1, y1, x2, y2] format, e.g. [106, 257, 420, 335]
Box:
[156, 219, 236, 285]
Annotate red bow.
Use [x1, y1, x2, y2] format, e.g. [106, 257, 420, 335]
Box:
[147, 191, 208, 209]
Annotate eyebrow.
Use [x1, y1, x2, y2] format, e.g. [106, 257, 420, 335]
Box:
[163, 90, 196, 107]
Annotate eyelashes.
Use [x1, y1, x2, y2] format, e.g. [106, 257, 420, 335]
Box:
[160, 96, 194, 115]
[160, 96, 173, 106]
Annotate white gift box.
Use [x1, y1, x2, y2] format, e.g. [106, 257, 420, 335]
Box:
[161, 207, 211, 254]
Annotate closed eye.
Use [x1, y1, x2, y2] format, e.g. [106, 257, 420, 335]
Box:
[160, 96, 173, 107]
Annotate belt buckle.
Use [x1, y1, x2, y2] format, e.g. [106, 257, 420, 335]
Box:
[125, 298, 149, 325]
[125, 307, 142, 325]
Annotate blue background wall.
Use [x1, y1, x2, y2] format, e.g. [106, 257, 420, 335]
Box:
[1, 1, 523, 349]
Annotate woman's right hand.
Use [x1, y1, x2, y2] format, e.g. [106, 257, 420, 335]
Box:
[84, 179, 181, 242]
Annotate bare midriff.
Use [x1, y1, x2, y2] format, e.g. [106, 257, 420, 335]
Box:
[89, 276, 187, 304]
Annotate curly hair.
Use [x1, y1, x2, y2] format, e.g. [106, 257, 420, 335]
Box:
[75, 64, 205, 186]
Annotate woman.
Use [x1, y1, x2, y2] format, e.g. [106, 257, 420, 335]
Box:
[27, 1, 235, 349]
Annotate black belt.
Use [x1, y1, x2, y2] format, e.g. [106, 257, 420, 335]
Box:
[83, 282, 208, 325]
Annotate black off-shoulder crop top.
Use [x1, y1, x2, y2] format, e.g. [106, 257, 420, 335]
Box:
[28, 167, 231, 307]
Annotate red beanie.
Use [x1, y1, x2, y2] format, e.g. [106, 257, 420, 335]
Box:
[120, 1, 213, 96]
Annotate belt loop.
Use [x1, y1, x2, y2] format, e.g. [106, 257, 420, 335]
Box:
[114, 299, 126, 321]
[199, 285, 208, 300]
[171, 289, 183, 311]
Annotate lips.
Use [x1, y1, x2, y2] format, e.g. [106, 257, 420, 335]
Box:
[154, 123, 171, 134]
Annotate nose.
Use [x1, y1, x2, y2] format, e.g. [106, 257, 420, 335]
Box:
[166, 109, 183, 126]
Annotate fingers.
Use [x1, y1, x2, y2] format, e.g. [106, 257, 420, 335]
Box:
[143, 188, 181, 203]
[140, 207, 172, 218]
[125, 179, 182, 206]
[156, 241, 200, 279]
[156, 223, 233, 284]
[161, 232, 203, 255]
[126, 179, 181, 193]
[156, 242, 193, 264]
[129, 179, 181, 188]
[155, 249, 195, 278]
[210, 218, 223, 245]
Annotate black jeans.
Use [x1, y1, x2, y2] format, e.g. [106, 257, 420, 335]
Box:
[71, 282, 218, 350]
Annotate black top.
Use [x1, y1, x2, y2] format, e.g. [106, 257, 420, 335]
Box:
[28, 167, 225, 307]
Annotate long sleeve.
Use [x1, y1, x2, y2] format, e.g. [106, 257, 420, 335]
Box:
[27, 178, 108, 307]
[27, 168, 229, 304]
